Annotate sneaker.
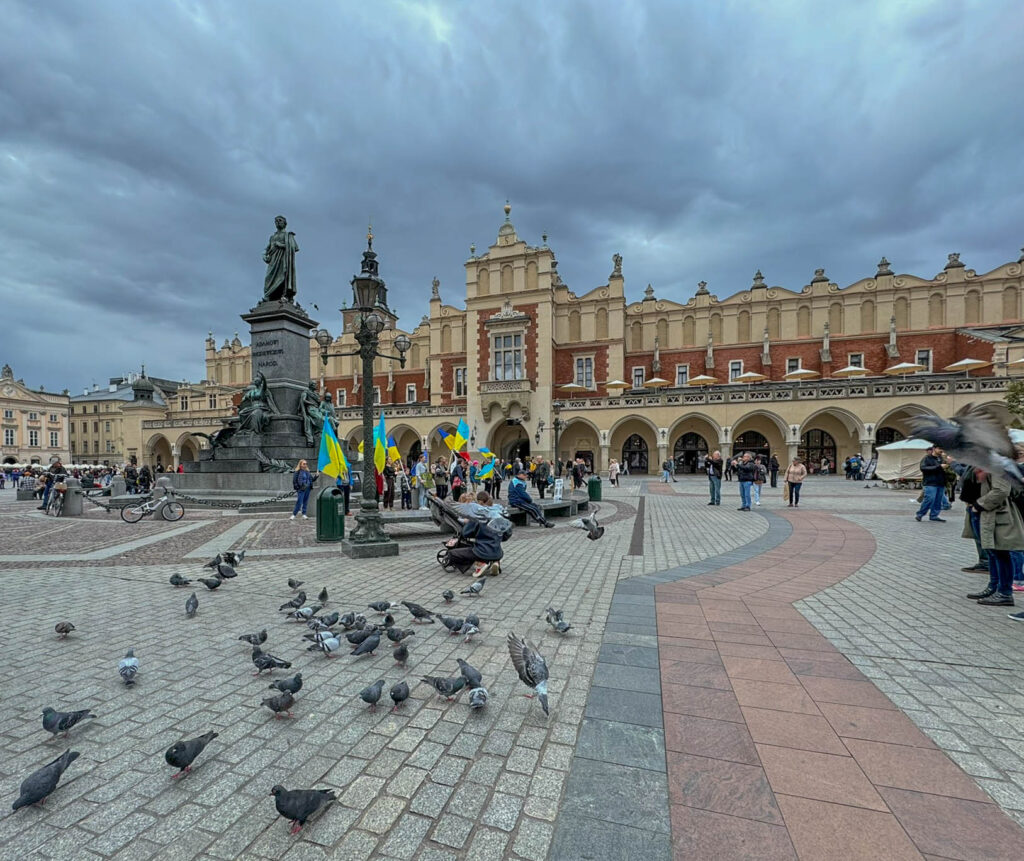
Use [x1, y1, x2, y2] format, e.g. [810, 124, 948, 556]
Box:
[914, 515, 922, 522]
[1008, 612, 1024, 621]
[302, 514, 309, 519]
[543, 521, 555, 528]
[977, 594, 1014, 606]
[289, 514, 296, 520]
[961, 564, 989, 573]
[755, 501, 761, 506]
[967, 588, 995, 600]
[929, 517, 946, 523]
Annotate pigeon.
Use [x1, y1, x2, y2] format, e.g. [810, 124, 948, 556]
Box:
[456, 658, 483, 689]
[198, 577, 222, 592]
[317, 587, 328, 604]
[382, 613, 396, 628]
[368, 601, 396, 614]
[508, 632, 550, 715]
[223, 549, 245, 566]
[307, 633, 341, 657]
[338, 612, 357, 630]
[165, 731, 218, 779]
[203, 554, 222, 569]
[401, 601, 434, 623]
[353, 613, 368, 628]
[280, 592, 306, 611]
[442, 589, 455, 604]
[460, 578, 485, 596]
[309, 611, 340, 631]
[270, 785, 336, 834]
[545, 607, 572, 634]
[11, 750, 79, 811]
[289, 604, 323, 621]
[459, 622, 480, 642]
[465, 613, 480, 628]
[351, 630, 381, 657]
[420, 676, 466, 701]
[436, 614, 464, 634]
[41, 707, 95, 738]
[287, 579, 304, 591]
[118, 649, 139, 685]
[238, 629, 268, 646]
[185, 592, 198, 618]
[468, 687, 489, 709]
[268, 673, 303, 695]
[393, 642, 409, 666]
[261, 690, 295, 718]
[359, 679, 385, 711]
[216, 563, 237, 579]
[251, 646, 291, 675]
[387, 627, 415, 643]
[169, 574, 191, 587]
[390, 681, 409, 711]
[54, 622, 75, 639]
[346, 627, 377, 646]
[569, 511, 605, 540]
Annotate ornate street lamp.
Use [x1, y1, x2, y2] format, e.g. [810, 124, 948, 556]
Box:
[315, 229, 410, 558]
[551, 401, 566, 462]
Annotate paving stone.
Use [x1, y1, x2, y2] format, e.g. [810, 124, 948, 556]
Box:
[377, 813, 432, 859]
[409, 781, 453, 818]
[510, 816, 555, 860]
[429, 813, 474, 849]
[481, 791, 523, 831]
[466, 826, 510, 861]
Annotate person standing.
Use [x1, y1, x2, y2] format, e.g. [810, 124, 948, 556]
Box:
[964, 468, 1024, 608]
[785, 457, 807, 507]
[735, 452, 755, 511]
[433, 458, 450, 500]
[469, 460, 479, 493]
[819, 456, 830, 476]
[535, 457, 550, 499]
[769, 454, 780, 488]
[661, 458, 672, 483]
[609, 459, 620, 488]
[723, 458, 733, 482]
[413, 453, 428, 509]
[706, 450, 723, 505]
[382, 460, 396, 509]
[915, 445, 948, 523]
[291, 459, 316, 520]
[752, 456, 767, 506]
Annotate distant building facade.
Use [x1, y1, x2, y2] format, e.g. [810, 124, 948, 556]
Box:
[0, 364, 71, 466]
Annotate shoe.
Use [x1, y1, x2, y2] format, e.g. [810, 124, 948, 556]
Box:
[961, 564, 989, 573]
[755, 502, 761, 506]
[787, 503, 793, 507]
[915, 515, 922, 521]
[967, 587, 995, 600]
[289, 514, 296, 520]
[977, 594, 1014, 606]
[543, 521, 555, 528]
[1009, 612, 1024, 621]
[302, 514, 308, 519]
[929, 517, 946, 523]
[707, 502, 716, 505]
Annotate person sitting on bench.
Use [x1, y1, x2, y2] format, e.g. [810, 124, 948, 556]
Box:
[508, 470, 555, 527]
[444, 517, 504, 575]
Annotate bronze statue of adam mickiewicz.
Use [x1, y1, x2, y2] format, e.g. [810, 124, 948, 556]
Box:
[263, 215, 298, 302]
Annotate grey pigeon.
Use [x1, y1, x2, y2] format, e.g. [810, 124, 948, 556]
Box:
[387, 627, 415, 643]
[118, 649, 139, 685]
[338, 612, 357, 630]
[165, 731, 217, 779]
[508, 632, 550, 715]
[459, 622, 480, 642]
[401, 601, 434, 623]
[545, 607, 572, 634]
[307, 633, 341, 656]
[317, 587, 328, 604]
[268, 673, 303, 695]
[368, 601, 396, 614]
[185, 592, 198, 618]
[270, 784, 336, 834]
[351, 630, 380, 657]
[382, 613, 395, 628]
[420, 675, 466, 701]
[460, 578, 485, 596]
[393, 642, 409, 666]
[359, 679, 385, 711]
[287, 578, 304, 591]
[261, 690, 295, 718]
[169, 574, 191, 587]
[198, 577, 222, 591]
[238, 629, 267, 646]
[390, 681, 409, 711]
[468, 687, 489, 709]
[569, 511, 604, 540]
[289, 603, 323, 621]
[346, 627, 377, 646]
[312, 611, 340, 629]
[223, 549, 245, 566]
[216, 563, 237, 579]
[442, 589, 454, 604]
[279, 592, 306, 611]
[251, 646, 291, 675]
[11, 750, 79, 811]
[41, 707, 95, 738]
[203, 554, 222, 569]
[54, 621, 75, 639]
[435, 614, 464, 634]
[465, 613, 480, 628]
[456, 658, 483, 689]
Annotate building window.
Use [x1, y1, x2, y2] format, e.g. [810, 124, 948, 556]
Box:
[2, 409, 12, 419]
[729, 360, 744, 381]
[93, 440, 99, 453]
[631, 366, 645, 389]
[372, 386, 381, 406]
[179, 395, 189, 411]
[786, 358, 802, 373]
[49, 413, 58, 423]
[106, 440, 114, 453]
[492, 334, 524, 381]
[3, 429, 14, 446]
[454, 367, 467, 397]
[208, 394, 218, 409]
[406, 384, 417, 403]
[104, 421, 111, 432]
[335, 389, 347, 407]
[848, 353, 864, 368]
[675, 364, 689, 387]
[575, 357, 593, 388]
[82, 421, 88, 433]
[916, 349, 932, 372]
[29, 430, 39, 447]
[93, 405, 98, 413]
[93, 422, 99, 433]
[28, 412, 38, 421]
[49, 431, 59, 447]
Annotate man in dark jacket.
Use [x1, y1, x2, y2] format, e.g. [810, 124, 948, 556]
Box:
[508, 471, 554, 527]
[916, 446, 948, 522]
[769, 454, 780, 488]
[706, 451, 723, 505]
[535, 458, 551, 499]
[735, 452, 756, 511]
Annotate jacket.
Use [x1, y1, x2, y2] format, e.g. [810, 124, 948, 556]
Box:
[961, 472, 1024, 551]
[785, 463, 808, 483]
[769, 456, 780, 473]
[536, 462, 550, 482]
[706, 458, 723, 479]
[508, 477, 534, 507]
[459, 519, 503, 561]
[292, 469, 313, 491]
[919, 454, 947, 487]
[735, 461, 756, 482]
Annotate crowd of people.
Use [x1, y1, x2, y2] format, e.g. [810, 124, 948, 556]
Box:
[700, 450, 807, 509]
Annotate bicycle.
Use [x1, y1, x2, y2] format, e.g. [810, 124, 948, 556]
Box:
[45, 475, 68, 517]
[120, 495, 185, 523]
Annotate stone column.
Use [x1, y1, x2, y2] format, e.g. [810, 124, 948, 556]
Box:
[599, 444, 610, 475]
[171, 445, 180, 471]
[859, 438, 875, 463]
[787, 442, 800, 465]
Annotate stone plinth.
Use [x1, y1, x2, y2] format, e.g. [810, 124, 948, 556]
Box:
[341, 538, 400, 558]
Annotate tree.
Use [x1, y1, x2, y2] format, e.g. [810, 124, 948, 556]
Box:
[1005, 379, 1024, 426]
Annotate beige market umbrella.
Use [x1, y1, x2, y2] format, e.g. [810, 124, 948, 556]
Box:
[557, 382, 586, 392]
[687, 375, 719, 386]
[944, 358, 991, 376]
[783, 368, 820, 380]
[832, 364, 872, 378]
[732, 371, 768, 384]
[603, 379, 630, 390]
[643, 377, 671, 389]
[883, 362, 926, 376]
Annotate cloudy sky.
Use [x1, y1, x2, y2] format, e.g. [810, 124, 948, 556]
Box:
[2, 0, 1022, 392]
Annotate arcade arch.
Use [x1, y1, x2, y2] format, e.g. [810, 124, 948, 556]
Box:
[557, 417, 601, 472]
[609, 416, 658, 475]
[730, 410, 787, 460]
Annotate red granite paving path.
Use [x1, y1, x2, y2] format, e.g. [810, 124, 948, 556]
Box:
[657, 510, 1024, 860]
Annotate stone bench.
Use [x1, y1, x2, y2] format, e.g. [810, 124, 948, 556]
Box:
[16, 489, 37, 501]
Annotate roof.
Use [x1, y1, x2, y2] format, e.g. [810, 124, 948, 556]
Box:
[70, 385, 166, 407]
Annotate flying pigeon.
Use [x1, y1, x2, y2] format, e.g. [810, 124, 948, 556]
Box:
[185, 592, 198, 618]
[54, 622, 75, 639]
[317, 587, 328, 604]
[261, 690, 295, 718]
[459, 622, 480, 642]
[41, 707, 95, 738]
[461, 578, 485, 596]
[442, 590, 455, 604]
[169, 574, 191, 587]
[401, 601, 434, 623]
[569, 511, 605, 540]
[11, 750, 79, 811]
[270, 785, 336, 834]
[307, 633, 341, 657]
[468, 687, 489, 709]
[420, 675, 466, 701]
[251, 646, 291, 675]
[359, 679, 385, 711]
[287, 579, 304, 591]
[346, 627, 377, 646]
[198, 577, 222, 592]
[238, 629, 267, 646]
[203, 554, 222, 569]
[216, 563, 237, 579]
[436, 614, 464, 634]
[393, 642, 409, 666]
[456, 658, 483, 689]
[268, 673, 303, 695]
[223, 549, 245, 566]
[118, 649, 139, 685]
[165, 731, 217, 779]
[280, 592, 306, 611]
[508, 631, 550, 715]
[387, 627, 415, 643]
[351, 630, 381, 657]
[368, 601, 397, 614]
[545, 607, 572, 634]
[390, 681, 409, 711]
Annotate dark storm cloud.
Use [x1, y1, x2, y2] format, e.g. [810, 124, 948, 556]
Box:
[2, 0, 1022, 391]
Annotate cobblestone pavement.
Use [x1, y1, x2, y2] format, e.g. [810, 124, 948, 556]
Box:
[3, 479, 1024, 859]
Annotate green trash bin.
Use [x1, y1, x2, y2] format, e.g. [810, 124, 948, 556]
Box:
[316, 486, 346, 542]
[587, 475, 602, 502]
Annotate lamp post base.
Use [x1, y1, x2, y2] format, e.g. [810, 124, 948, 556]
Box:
[341, 537, 399, 558]
[342, 503, 400, 557]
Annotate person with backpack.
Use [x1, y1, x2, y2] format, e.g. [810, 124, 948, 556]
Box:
[964, 467, 1024, 608]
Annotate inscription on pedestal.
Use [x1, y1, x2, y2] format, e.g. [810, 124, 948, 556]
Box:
[253, 338, 285, 372]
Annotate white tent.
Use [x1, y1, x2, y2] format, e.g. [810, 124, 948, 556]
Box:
[874, 438, 933, 481]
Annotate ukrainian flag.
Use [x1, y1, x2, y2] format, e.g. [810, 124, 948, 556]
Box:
[374, 411, 387, 473]
[438, 427, 453, 450]
[387, 434, 401, 463]
[317, 416, 349, 479]
[477, 460, 495, 479]
[452, 418, 470, 451]
[477, 446, 495, 460]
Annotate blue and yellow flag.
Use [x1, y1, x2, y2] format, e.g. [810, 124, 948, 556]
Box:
[477, 460, 495, 479]
[387, 434, 401, 463]
[452, 418, 470, 451]
[438, 427, 453, 450]
[374, 411, 387, 473]
[477, 446, 494, 460]
[317, 417, 349, 479]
